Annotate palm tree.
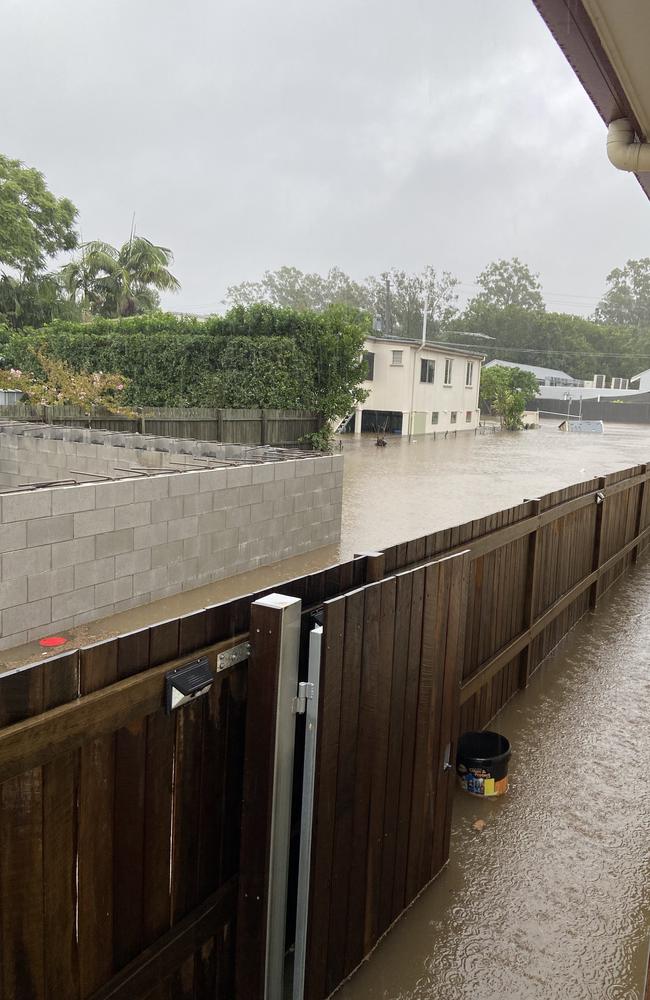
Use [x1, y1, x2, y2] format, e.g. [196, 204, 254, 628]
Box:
[61, 236, 180, 318]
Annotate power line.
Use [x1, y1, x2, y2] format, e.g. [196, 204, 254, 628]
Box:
[481, 345, 650, 360]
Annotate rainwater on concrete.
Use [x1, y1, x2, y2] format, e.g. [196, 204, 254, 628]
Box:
[335, 555, 650, 1000]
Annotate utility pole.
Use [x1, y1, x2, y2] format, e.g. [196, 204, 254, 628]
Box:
[408, 292, 428, 443]
[384, 277, 393, 338]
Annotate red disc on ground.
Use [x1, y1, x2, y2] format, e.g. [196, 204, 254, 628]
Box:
[39, 636, 67, 648]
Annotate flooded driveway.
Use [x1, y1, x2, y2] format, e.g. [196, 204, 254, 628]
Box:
[335, 556, 650, 1000]
[339, 421, 650, 556]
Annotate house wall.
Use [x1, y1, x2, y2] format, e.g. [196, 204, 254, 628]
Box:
[357, 339, 481, 434]
[0, 429, 343, 650]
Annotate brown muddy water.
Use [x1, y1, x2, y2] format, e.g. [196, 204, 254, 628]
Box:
[335, 557, 650, 1000]
[4, 419, 650, 668]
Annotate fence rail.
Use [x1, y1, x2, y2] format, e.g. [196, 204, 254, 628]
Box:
[0, 403, 322, 447]
[0, 463, 647, 999]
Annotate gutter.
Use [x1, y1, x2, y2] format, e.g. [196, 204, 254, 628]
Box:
[607, 118, 650, 172]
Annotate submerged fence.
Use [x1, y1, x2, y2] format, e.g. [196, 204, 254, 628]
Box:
[0, 463, 647, 999]
[0, 403, 322, 447]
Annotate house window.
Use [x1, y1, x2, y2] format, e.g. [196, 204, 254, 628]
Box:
[391, 350, 403, 366]
[444, 359, 453, 385]
[363, 351, 375, 381]
[465, 410, 472, 423]
[431, 411, 439, 425]
[465, 361, 474, 387]
[420, 359, 435, 383]
[450, 411, 457, 424]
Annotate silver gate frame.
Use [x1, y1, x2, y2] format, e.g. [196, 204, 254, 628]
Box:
[292, 623, 323, 1000]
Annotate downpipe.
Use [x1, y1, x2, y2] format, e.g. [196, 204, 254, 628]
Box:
[606, 118, 650, 172]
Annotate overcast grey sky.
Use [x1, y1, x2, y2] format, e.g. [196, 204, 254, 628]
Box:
[3, 0, 648, 316]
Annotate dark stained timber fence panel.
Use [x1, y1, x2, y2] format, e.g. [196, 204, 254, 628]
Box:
[0, 615, 244, 1000]
[0, 661, 47, 1000]
[305, 552, 469, 1000]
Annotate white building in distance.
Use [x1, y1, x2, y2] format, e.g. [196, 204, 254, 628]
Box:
[483, 359, 581, 388]
[344, 336, 484, 436]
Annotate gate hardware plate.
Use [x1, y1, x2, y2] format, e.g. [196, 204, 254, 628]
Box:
[292, 681, 315, 714]
[216, 640, 251, 672]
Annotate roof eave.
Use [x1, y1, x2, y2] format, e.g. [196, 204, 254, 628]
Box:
[364, 335, 485, 360]
[532, 0, 650, 200]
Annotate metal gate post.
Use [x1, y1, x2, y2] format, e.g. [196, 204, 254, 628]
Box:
[236, 593, 302, 1000]
[292, 624, 323, 1000]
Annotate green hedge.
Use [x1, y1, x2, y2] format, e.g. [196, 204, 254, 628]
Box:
[0, 304, 370, 418]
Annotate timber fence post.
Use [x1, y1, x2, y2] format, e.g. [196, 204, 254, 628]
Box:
[590, 477, 607, 610]
[355, 551, 386, 584]
[633, 463, 648, 564]
[519, 499, 541, 689]
[236, 593, 302, 1000]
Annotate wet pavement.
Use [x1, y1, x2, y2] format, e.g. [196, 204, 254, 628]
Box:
[4, 421, 650, 668]
[335, 557, 650, 1000]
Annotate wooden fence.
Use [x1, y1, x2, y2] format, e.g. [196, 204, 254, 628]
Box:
[0, 404, 322, 447]
[0, 464, 647, 999]
[303, 552, 469, 999]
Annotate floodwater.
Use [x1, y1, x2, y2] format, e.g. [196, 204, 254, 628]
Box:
[335, 557, 650, 1000]
[4, 419, 650, 668]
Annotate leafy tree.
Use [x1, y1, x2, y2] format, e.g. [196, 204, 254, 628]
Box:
[445, 304, 639, 382]
[0, 273, 80, 329]
[60, 237, 180, 317]
[594, 258, 650, 327]
[479, 364, 539, 430]
[225, 264, 459, 339]
[365, 266, 459, 339]
[0, 154, 77, 276]
[225, 265, 368, 313]
[467, 258, 545, 313]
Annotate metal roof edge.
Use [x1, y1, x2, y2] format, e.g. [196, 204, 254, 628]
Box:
[364, 335, 485, 360]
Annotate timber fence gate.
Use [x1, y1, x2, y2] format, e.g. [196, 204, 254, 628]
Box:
[0, 404, 322, 447]
[0, 464, 648, 999]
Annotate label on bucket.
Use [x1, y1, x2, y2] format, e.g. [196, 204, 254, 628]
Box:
[457, 765, 508, 797]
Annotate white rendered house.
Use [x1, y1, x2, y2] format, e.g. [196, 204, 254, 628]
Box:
[346, 336, 484, 436]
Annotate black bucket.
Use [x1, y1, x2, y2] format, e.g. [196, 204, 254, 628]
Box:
[456, 731, 511, 797]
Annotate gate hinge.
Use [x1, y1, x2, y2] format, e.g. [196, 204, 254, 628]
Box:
[292, 681, 315, 714]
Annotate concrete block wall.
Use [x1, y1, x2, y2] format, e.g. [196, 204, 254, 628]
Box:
[0, 453, 344, 650]
[0, 422, 283, 488]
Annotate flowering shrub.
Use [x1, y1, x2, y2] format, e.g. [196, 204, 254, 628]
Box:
[0, 353, 130, 412]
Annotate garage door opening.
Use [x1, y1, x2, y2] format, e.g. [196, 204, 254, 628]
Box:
[360, 410, 403, 434]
